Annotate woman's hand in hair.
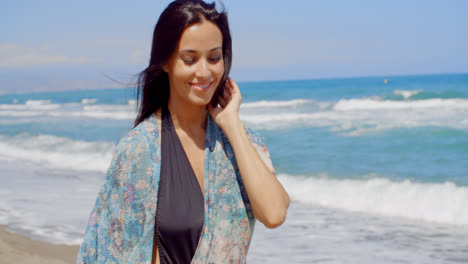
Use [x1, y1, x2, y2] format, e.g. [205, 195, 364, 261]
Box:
[208, 78, 242, 131]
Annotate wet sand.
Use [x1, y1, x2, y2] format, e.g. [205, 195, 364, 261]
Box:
[0, 225, 79, 264]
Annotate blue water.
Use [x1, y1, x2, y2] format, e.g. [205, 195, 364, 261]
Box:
[239, 73, 468, 185]
[265, 126, 468, 185]
[1, 73, 468, 263]
[241, 73, 468, 102]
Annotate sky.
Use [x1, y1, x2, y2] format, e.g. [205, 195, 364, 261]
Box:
[1, 0, 468, 94]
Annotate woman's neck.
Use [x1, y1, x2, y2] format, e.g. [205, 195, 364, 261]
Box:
[167, 99, 207, 135]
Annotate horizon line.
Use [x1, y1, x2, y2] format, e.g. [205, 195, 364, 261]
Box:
[1, 71, 467, 96]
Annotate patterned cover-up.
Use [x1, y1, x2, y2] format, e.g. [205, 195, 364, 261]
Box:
[76, 113, 275, 263]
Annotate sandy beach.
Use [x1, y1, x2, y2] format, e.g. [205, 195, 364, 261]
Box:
[0, 225, 79, 264]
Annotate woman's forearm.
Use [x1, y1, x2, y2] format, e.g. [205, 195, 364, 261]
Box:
[223, 118, 290, 228]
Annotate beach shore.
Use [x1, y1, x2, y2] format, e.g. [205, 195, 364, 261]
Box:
[0, 225, 79, 264]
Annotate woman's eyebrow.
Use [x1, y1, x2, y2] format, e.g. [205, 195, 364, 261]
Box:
[180, 47, 222, 53]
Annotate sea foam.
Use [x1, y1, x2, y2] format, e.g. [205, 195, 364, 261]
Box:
[81, 98, 98, 104]
[25, 99, 51, 106]
[278, 174, 468, 226]
[0, 102, 135, 120]
[242, 99, 313, 108]
[0, 134, 114, 172]
[333, 98, 468, 110]
[394, 90, 422, 99]
[240, 98, 468, 134]
[1, 97, 468, 134]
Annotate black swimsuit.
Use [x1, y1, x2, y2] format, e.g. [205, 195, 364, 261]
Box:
[155, 106, 205, 264]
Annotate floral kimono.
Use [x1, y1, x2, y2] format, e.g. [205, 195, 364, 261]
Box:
[76, 113, 275, 263]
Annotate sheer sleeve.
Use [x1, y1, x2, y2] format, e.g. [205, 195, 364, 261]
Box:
[245, 127, 275, 174]
[76, 130, 154, 264]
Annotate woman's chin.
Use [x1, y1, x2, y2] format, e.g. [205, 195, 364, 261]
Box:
[187, 94, 214, 107]
[186, 90, 217, 106]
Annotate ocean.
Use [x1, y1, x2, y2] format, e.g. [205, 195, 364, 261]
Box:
[1, 73, 467, 263]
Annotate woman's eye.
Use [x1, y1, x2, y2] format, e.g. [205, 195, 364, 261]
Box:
[182, 58, 196, 64]
[209, 56, 221, 63]
[181, 55, 221, 65]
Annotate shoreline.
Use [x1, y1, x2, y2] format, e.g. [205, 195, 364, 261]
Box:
[0, 225, 80, 264]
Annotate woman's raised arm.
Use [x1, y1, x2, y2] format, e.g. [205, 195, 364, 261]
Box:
[208, 78, 290, 228]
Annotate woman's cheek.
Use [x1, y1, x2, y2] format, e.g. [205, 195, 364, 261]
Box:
[215, 62, 225, 79]
[180, 64, 194, 76]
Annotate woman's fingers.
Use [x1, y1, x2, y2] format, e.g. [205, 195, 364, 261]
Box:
[218, 96, 226, 108]
[211, 78, 241, 111]
[208, 78, 243, 128]
[223, 91, 231, 106]
[225, 80, 232, 95]
[227, 78, 241, 99]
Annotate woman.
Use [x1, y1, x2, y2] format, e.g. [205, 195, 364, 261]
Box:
[76, 1, 289, 263]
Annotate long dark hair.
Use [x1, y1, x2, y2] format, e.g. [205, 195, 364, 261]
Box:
[134, 0, 232, 127]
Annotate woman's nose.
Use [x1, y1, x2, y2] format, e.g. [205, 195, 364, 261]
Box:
[195, 59, 210, 79]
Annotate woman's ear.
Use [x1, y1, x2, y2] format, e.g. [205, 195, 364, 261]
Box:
[162, 64, 169, 73]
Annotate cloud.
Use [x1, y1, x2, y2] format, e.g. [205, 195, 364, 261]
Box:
[233, 31, 405, 69]
[1, 68, 126, 94]
[89, 37, 140, 47]
[87, 37, 149, 66]
[0, 43, 94, 68]
[129, 49, 146, 64]
[233, 35, 358, 68]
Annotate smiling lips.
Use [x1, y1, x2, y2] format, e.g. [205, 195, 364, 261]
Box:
[189, 81, 213, 92]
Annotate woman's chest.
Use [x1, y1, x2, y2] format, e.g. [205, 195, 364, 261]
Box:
[177, 133, 205, 195]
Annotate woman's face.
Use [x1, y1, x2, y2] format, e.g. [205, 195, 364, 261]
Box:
[164, 19, 224, 108]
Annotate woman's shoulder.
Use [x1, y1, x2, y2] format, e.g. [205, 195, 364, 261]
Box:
[132, 112, 159, 137]
[243, 126, 264, 145]
[236, 124, 268, 153]
[219, 123, 275, 173]
[115, 113, 159, 156]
